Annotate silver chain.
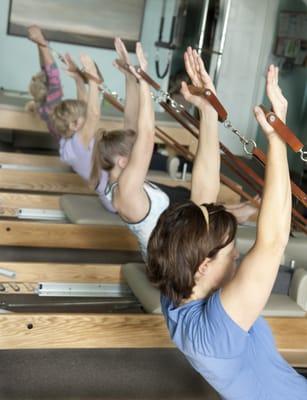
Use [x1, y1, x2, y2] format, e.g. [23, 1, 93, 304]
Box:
[299, 148, 307, 162]
[100, 73, 258, 156]
[223, 120, 257, 155]
[100, 83, 124, 104]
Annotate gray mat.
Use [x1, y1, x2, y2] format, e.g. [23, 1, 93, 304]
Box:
[60, 195, 124, 226]
[0, 349, 219, 400]
[0, 246, 142, 264]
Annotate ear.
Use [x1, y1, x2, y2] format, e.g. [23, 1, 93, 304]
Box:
[118, 156, 128, 169]
[196, 257, 211, 277]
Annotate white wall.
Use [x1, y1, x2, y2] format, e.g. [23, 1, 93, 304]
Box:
[0, 0, 175, 100]
[216, 0, 279, 155]
[254, 0, 307, 172]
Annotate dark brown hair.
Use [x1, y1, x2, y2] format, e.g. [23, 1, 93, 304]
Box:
[147, 201, 237, 306]
[90, 128, 136, 189]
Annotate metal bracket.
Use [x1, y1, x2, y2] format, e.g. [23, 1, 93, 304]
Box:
[18, 208, 66, 221]
[0, 163, 71, 173]
[37, 282, 134, 298]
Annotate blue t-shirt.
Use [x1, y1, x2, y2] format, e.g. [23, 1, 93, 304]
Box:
[161, 291, 307, 400]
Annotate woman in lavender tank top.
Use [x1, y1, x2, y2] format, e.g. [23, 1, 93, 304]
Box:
[27, 25, 114, 212]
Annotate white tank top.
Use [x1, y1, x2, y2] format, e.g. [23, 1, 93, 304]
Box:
[105, 181, 170, 261]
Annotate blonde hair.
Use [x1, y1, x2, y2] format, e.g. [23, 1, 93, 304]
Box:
[50, 100, 86, 137]
[90, 128, 136, 189]
[28, 71, 48, 110]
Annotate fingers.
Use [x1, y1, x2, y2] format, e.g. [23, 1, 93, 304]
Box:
[266, 64, 287, 122]
[80, 53, 93, 67]
[136, 42, 148, 71]
[183, 47, 215, 92]
[114, 37, 129, 62]
[196, 55, 214, 91]
[188, 47, 198, 74]
[184, 48, 201, 87]
[64, 53, 74, 68]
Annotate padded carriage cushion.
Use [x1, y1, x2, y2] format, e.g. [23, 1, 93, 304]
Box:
[262, 294, 305, 317]
[237, 226, 307, 269]
[60, 195, 124, 226]
[123, 263, 161, 314]
[282, 235, 307, 269]
[289, 268, 307, 311]
[123, 263, 306, 317]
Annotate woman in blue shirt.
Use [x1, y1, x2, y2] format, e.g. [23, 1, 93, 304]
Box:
[147, 48, 307, 399]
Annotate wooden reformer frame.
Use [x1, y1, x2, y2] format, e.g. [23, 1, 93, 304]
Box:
[0, 261, 306, 368]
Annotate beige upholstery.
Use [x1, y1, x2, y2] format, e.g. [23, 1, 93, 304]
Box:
[282, 235, 307, 270]
[123, 263, 307, 317]
[262, 294, 305, 317]
[236, 226, 287, 263]
[289, 268, 307, 311]
[123, 263, 161, 314]
[237, 226, 307, 268]
[60, 195, 124, 226]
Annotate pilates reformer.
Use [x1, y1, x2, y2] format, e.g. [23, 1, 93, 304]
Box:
[0, 259, 306, 369]
[0, 39, 305, 372]
[0, 262, 141, 314]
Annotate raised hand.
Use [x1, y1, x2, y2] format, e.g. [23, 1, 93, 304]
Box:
[113, 37, 131, 75]
[128, 42, 148, 81]
[254, 65, 288, 138]
[28, 25, 48, 47]
[79, 53, 100, 81]
[180, 47, 216, 110]
[63, 53, 80, 79]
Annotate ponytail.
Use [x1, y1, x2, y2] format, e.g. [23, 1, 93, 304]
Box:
[89, 129, 106, 189]
[89, 128, 137, 189]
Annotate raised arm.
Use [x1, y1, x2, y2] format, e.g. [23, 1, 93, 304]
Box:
[63, 53, 88, 103]
[78, 54, 101, 148]
[116, 43, 154, 221]
[181, 48, 219, 204]
[27, 25, 63, 135]
[114, 38, 139, 131]
[28, 25, 54, 67]
[221, 65, 291, 331]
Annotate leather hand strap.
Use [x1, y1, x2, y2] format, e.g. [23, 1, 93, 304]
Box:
[260, 105, 303, 152]
[136, 68, 161, 90]
[187, 85, 228, 122]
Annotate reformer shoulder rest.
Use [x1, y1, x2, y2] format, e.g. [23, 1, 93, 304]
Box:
[123, 263, 307, 317]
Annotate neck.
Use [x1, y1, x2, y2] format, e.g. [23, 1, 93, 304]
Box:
[183, 282, 214, 304]
[109, 166, 122, 183]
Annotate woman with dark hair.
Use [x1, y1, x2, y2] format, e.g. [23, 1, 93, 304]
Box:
[147, 64, 307, 399]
